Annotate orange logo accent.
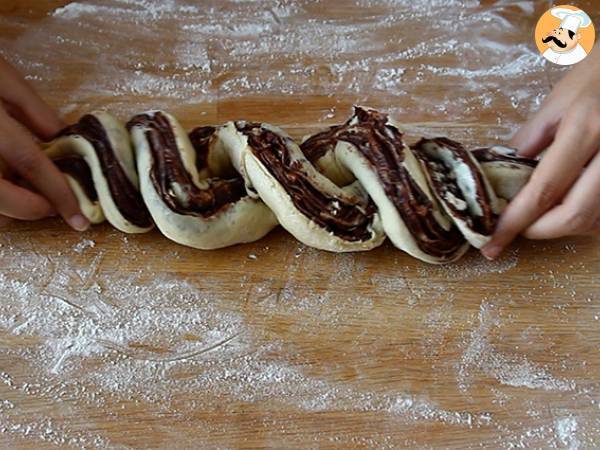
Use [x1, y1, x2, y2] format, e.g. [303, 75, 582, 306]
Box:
[535, 5, 595, 66]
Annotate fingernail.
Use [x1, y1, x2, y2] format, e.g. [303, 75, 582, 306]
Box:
[481, 244, 502, 261]
[69, 214, 89, 231]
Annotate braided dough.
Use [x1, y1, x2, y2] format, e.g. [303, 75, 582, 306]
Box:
[45, 107, 537, 264]
[127, 111, 277, 250]
[45, 112, 152, 234]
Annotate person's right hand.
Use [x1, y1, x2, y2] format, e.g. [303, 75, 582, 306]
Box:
[481, 46, 600, 260]
[0, 56, 88, 230]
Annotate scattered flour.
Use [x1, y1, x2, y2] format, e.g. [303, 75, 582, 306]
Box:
[556, 416, 580, 450]
[72, 239, 96, 254]
[0, 205, 591, 436]
[0, 230, 597, 447]
[417, 249, 519, 279]
[0, 236, 500, 447]
[0, 0, 562, 129]
[459, 301, 576, 393]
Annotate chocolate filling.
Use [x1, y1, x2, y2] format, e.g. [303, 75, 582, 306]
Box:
[60, 115, 152, 228]
[301, 108, 464, 258]
[236, 122, 375, 242]
[189, 125, 216, 172]
[412, 137, 497, 236]
[471, 147, 538, 168]
[127, 113, 246, 217]
[54, 156, 98, 201]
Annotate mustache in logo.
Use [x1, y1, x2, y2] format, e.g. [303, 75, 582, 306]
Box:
[542, 35, 567, 48]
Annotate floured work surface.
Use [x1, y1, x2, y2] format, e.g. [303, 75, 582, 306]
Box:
[0, 1, 599, 448]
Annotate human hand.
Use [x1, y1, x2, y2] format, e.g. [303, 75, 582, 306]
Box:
[0, 56, 88, 230]
[481, 46, 600, 260]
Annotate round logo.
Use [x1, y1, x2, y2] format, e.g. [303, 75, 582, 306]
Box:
[535, 5, 595, 66]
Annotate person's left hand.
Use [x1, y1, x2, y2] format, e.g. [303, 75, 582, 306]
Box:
[0, 56, 89, 230]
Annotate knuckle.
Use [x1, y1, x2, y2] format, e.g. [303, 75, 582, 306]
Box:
[12, 151, 42, 176]
[564, 208, 596, 234]
[527, 177, 560, 211]
[571, 94, 600, 124]
[489, 213, 519, 244]
[583, 93, 600, 112]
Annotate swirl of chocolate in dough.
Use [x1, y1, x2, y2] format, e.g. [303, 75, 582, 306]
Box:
[127, 112, 247, 217]
[46, 107, 539, 263]
[59, 114, 152, 228]
[235, 121, 377, 242]
[470, 145, 538, 203]
[53, 156, 98, 202]
[411, 137, 499, 239]
[471, 146, 538, 168]
[301, 107, 465, 260]
[189, 125, 216, 173]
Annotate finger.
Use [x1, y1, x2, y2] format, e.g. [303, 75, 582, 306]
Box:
[0, 214, 13, 227]
[509, 108, 559, 158]
[0, 57, 64, 140]
[577, 212, 600, 236]
[0, 178, 56, 220]
[0, 109, 88, 231]
[524, 151, 600, 239]
[482, 102, 600, 259]
[0, 156, 8, 178]
[583, 219, 600, 236]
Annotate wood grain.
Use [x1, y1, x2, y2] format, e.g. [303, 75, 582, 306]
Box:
[0, 1, 599, 448]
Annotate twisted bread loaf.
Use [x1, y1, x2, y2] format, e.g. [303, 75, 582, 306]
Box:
[45, 107, 536, 264]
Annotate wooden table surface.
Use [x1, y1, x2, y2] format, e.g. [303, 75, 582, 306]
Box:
[0, 1, 599, 448]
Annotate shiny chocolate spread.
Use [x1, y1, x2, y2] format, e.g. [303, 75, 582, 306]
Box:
[411, 137, 498, 237]
[127, 113, 246, 217]
[471, 146, 538, 168]
[236, 121, 376, 242]
[301, 108, 465, 258]
[59, 115, 152, 227]
[54, 156, 98, 201]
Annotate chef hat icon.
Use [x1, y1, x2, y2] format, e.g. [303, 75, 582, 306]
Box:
[550, 7, 592, 33]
